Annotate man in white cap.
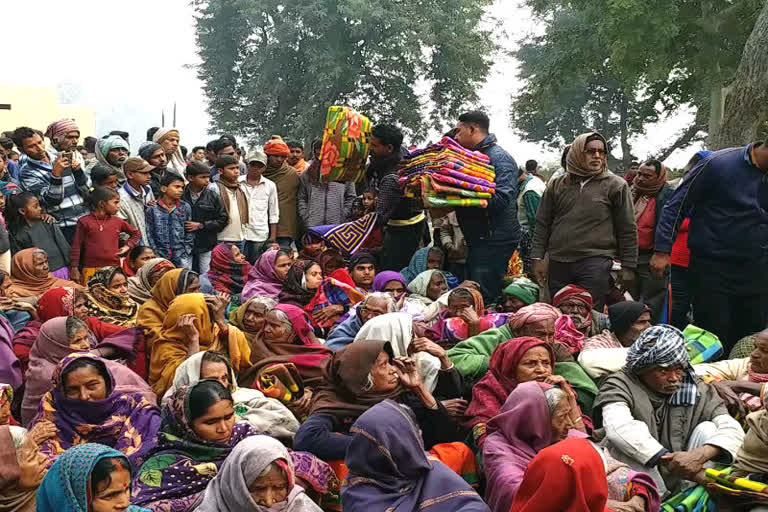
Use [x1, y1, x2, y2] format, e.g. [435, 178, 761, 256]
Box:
[239, 150, 280, 263]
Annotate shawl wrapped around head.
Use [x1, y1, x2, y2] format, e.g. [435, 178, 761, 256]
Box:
[565, 132, 608, 178]
[36, 442, 149, 512]
[464, 337, 555, 431]
[310, 340, 403, 420]
[242, 250, 285, 301]
[433, 287, 507, 343]
[305, 270, 365, 328]
[86, 267, 138, 326]
[4, 248, 81, 298]
[127, 258, 175, 303]
[506, 302, 560, 332]
[204, 244, 251, 297]
[135, 269, 196, 351]
[407, 269, 445, 304]
[239, 304, 332, 389]
[552, 284, 594, 309]
[30, 353, 161, 468]
[400, 247, 437, 284]
[554, 315, 585, 354]
[21, 317, 155, 426]
[278, 260, 318, 307]
[0, 425, 36, 512]
[196, 435, 322, 512]
[228, 296, 277, 344]
[342, 400, 489, 512]
[503, 277, 539, 306]
[36, 287, 81, 322]
[152, 127, 186, 174]
[149, 293, 251, 397]
[632, 162, 668, 198]
[0, 316, 19, 393]
[372, 271, 408, 293]
[95, 135, 129, 182]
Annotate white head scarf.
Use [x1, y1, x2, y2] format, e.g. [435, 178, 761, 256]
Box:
[152, 127, 187, 175]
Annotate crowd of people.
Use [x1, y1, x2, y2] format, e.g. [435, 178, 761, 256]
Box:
[0, 109, 766, 512]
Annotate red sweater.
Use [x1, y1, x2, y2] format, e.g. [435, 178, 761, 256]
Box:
[670, 218, 691, 268]
[71, 214, 140, 269]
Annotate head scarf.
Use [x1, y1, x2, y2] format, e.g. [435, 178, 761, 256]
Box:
[196, 435, 321, 512]
[465, 337, 555, 431]
[507, 303, 560, 332]
[372, 271, 408, 293]
[31, 353, 160, 467]
[277, 260, 318, 307]
[483, 382, 555, 511]
[85, 267, 138, 326]
[137, 142, 162, 162]
[510, 438, 610, 512]
[625, 324, 697, 406]
[632, 162, 668, 197]
[4, 248, 81, 298]
[263, 136, 290, 157]
[565, 132, 608, 178]
[126, 258, 175, 303]
[436, 288, 508, 343]
[228, 297, 277, 342]
[152, 128, 186, 174]
[552, 285, 593, 309]
[132, 381, 255, 510]
[242, 250, 285, 301]
[342, 400, 489, 512]
[0, 316, 18, 394]
[36, 443, 148, 512]
[503, 277, 539, 306]
[407, 269, 445, 303]
[135, 268, 196, 350]
[608, 301, 649, 338]
[400, 247, 441, 283]
[95, 135, 129, 181]
[0, 425, 36, 512]
[44, 119, 79, 143]
[310, 340, 403, 420]
[316, 248, 344, 276]
[204, 244, 251, 297]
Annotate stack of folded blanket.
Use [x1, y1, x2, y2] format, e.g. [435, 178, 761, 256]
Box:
[398, 136, 496, 208]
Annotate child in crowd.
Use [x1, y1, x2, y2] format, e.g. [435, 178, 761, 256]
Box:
[145, 173, 194, 268]
[213, 155, 248, 250]
[117, 157, 155, 245]
[362, 188, 377, 213]
[6, 192, 72, 278]
[70, 186, 141, 284]
[90, 164, 120, 189]
[183, 161, 228, 274]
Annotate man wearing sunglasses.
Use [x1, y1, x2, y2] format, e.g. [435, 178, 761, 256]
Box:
[532, 132, 638, 310]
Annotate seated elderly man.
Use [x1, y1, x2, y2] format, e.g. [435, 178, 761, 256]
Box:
[325, 292, 396, 351]
[499, 276, 539, 313]
[594, 325, 744, 496]
[578, 301, 651, 379]
[553, 284, 610, 337]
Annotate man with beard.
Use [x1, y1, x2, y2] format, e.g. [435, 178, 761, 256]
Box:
[578, 301, 652, 379]
[552, 284, 610, 338]
[286, 140, 308, 174]
[139, 141, 171, 198]
[15, 126, 90, 239]
[262, 136, 299, 249]
[152, 128, 186, 175]
[89, 134, 129, 184]
[44, 118, 86, 172]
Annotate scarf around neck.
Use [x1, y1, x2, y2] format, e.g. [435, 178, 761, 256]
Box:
[217, 177, 249, 225]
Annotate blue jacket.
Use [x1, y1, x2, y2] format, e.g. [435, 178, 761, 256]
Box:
[655, 144, 768, 263]
[145, 200, 194, 262]
[455, 134, 520, 244]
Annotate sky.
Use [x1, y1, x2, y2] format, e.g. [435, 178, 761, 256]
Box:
[3, 0, 701, 167]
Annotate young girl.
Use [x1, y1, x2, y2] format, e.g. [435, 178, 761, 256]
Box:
[70, 186, 141, 284]
[7, 191, 72, 277]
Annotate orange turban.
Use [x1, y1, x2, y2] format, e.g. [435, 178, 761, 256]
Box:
[263, 135, 290, 156]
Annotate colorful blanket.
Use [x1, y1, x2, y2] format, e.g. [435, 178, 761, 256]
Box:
[320, 106, 372, 183]
[307, 213, 377, 256]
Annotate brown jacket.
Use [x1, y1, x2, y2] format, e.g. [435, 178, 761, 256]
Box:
[532, 170, 638, 268]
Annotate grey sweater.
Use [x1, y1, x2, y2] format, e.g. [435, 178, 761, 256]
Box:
[297, 173, 356, 228]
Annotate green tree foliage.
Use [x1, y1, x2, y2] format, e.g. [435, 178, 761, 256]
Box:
[193, 0, 495, 144]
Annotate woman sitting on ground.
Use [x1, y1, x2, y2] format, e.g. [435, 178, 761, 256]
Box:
[0, 425, 48, 512]
[228, 296, 277, 348]
[277, 260, 323, 309]
[241, 249, 293, 301]
[407, 269, 449, 309]
[135, 269, 200, 352]
[121, 245, 157, 278]
[200, 243, 251, 307]
[2, 248, 81, 300]
[430, 287, 507, 345]
[37, 442, 149, 512]
[196, 435, 322, 512]
[126, 258, 175, 304]
[342, 400, 488, 512]
[372, 270, 433, 319]
[400, 246, 457, 288]
[29, 354, 160, 467]
[21, 317, 155, 426]
[85, 267, 138, 327]
[483, 381, 659, 512]
[163, 351, 299, 439]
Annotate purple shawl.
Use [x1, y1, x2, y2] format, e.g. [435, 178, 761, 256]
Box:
[242, 250, 284, 301]
[30, 353, 161, 468]
[372, 271, 408, 292]
[0, 314, 20, 391]
[342, 400, 488, 511]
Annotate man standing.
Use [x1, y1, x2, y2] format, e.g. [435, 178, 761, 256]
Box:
[652, 139, 768, 354]
[516, 162, 546, 275]
[152, 128, 186, 175]
[287, 141, 308, 174]
[298, 158, 355, 229]
[240, 150, 280, 263]
[44, 119, 86, 171]
[532, 132, 637, 310]
[91, 135, 129, 184]
[190, 146, 207, 162]
[453, 111, 520, 303]
[262, 136, 299, 249]
[629, 159, 672, 323]
[15, 126, 90, 239]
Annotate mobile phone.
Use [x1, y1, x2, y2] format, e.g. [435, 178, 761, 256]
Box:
[61, 151, 73, 161]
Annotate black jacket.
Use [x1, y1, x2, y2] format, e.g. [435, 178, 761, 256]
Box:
[182, 185, 228, 253]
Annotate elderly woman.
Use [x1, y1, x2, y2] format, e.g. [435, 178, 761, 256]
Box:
[85, 267, 138, 326]
[196, 435, 322, 512]
[126, 258, 175, 304]
[0, 424, 47, 512]
[407, 269, 449, 308]
[29, 354, 160, 467]
[431, 287, 507, 344]
[2, 248, 80, 299]
[241, 249, 293, 301]
[324, 292, 396, 352]
[342, 400, 488, 512]
[228, 296, 277, 346]
[371, 270, 430, 318]
[594, 325, 745, 495]
[484, 382, 659, 512]
[37, 443, 150, 512]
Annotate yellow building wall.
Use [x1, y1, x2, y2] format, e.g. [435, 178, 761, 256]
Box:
[0, 86, 96, 143]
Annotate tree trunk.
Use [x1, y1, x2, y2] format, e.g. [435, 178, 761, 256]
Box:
[712, 0, 768, 149]
[618, 92, 633, 166]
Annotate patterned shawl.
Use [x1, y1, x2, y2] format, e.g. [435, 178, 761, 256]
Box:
[0, 385, 11, 426]
[305, 271, 365, 328]
[242, 250, 285, 301]
[31, 354, 160, 468]
[135, 269, 196, 351]
[342, 400, 488, 512]
[204, 244, 251, 296]
[432, 287, 507, 343]
[127, 258, 175, 304]
[36, 443, 150, 512]
[4, 248, 81, 298]
[85, 267, 138, 326]
[132, 382, 259, 511]
[464, 337, 555, 430]
[278, 260, 318, 307]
